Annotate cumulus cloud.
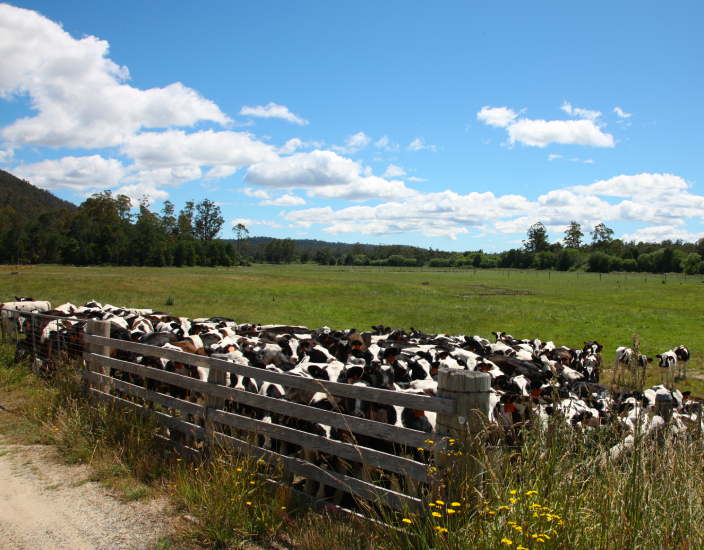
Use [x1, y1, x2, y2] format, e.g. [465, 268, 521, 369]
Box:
[383, 164, 406, 178]
[332, 132, 371, 154]
[507, 118, 614, 148]
[241, 187, 271, 199]
[569, 173, 690, 201]
[259, 194, 306, 206]
[478, 104, 615, 148]
[124, 166, 203, 188]
[245, 150, 415, 201]
[0, 4, 229, 149]
[614, 107, 632, 118]
[238, 102, 308, 125]
[407, 176, 427, 182]
[122, 129, 278, 170]
[114, 182, 169, 204]
[0, 149, 13, 163]
[407, 137, 437, 151]
[477, 106, 518, 128]
[12, 155, 126, 191]
[275, 171, 704, 241]
[621, 226, 704, 243]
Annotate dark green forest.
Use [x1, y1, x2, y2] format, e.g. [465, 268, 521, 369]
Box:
[2, 169, 703, 273]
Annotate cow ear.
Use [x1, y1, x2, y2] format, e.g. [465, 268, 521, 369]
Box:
[656, 354, 662, 358]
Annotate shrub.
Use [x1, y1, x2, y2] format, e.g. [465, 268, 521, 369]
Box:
[622, 258, 638, 272]
[587, 251, 611, 272]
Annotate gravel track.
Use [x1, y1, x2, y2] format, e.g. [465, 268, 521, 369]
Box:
[0, 438, 174, 550]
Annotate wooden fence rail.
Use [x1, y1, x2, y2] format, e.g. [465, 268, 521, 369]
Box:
[80, 320, 490, 514]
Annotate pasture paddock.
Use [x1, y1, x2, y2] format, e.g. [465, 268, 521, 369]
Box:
[1, 263, 702, 395]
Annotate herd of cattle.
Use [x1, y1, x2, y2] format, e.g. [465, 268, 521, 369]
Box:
[1, 298, 702, 481]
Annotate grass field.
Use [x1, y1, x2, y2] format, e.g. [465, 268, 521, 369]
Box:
[2, 264, 703, 394]
[3, 265, 704, 549]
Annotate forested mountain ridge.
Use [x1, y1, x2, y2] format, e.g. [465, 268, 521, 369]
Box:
[0, 169, 78, 218]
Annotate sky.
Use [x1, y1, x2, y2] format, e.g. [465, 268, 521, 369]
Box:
[1, 1, 703, 252]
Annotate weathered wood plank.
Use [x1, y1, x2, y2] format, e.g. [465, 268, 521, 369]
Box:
[84, 334, 211, 367]
[207, 431, 423, 514]
[86, 388, 205, 439]
[86, 352, 445, 452]
[84, 335, 455, 415]
[209, 355, 456, 415]
[82, 369, 204, 418]
[84, 352, 213, 395]
[207, 408, 429, 483]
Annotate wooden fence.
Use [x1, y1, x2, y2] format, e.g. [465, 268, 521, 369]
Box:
[80, 320, 491, 514]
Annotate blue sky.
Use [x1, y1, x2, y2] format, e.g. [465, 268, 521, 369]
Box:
[1, 1, 703, 251]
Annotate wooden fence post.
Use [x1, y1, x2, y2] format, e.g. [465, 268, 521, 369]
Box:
[435, 369, 491, 501]
[205, 365, 227, 450]
[86, 320, 111, 390]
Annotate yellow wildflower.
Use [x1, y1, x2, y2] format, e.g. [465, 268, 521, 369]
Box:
[501, 539, 512, 545]
[509, 498, 517, 504]
[402, 518, 412, 524]
[509, 490, 517, 495]
[512, 526, 523, 532]
[432, 512, 442, 518]
[429, 503, 436, 507]
[436, 500, 445, 505]
[451, 502, 461, 507]
[542, 534, 551, 540]
[447, 509, 456, 515]
[246, 502, 251, 506]
[498, 506, 510, 511]
[525, 490, 538, 496]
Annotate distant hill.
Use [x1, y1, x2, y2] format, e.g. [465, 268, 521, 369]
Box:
[223, 236, 380, 251]
[0, 169, 78, 219]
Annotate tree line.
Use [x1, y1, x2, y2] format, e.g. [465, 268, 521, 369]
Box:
[2, 186, 703, 274]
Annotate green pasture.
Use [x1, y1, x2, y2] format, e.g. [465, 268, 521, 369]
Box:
[2, 264, 703, 393]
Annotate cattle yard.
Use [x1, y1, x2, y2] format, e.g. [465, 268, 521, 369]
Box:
[2, 265, 704, 549]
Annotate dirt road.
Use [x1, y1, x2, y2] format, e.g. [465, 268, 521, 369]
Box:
[0, 439, 174, 550]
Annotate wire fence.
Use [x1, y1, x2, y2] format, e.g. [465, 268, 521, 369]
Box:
[1, 307, 85, 375]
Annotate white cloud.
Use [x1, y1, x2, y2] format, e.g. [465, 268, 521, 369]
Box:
[204, 165, 238, 180]
[548, 154, 563, 161]
[407, 176, 427, 182]
[477, 106, 518, 128]
[259, 194, 306, 206]
[0, 148, 13, 163]
[614, 107, 632, 118]
[479, 105, 614, 148]
[114, 182, 169, 204]
[560, 102, 602, 122]
[241, 187, 271, 199]
[245, 149, 415, 201]
[568, 157, 594, 164]
[238, 102, 308, 125]
[407, 137, 437, 152]
[12, 155, 126, 191]
[278, 138, 302, 155]
[122, 129, 278, 170]
[124, 166, 202, 188]
[621, 226, 704, 243]
[332, 132, 371, 154]
[277, 172, 704, 241]
[383, 164, 406, 178]
[507, 118, 614, 148]
[0, 4, 229, 149]
[569, 173, 690, 201]
[375, 135, 399, 151]
[230, 218, 281, 229]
